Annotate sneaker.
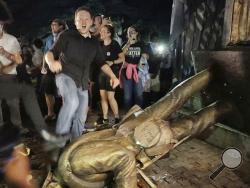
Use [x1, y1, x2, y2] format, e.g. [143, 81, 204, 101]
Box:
[20, 128, 30, 135]
[44, 114, 56, 122]
[102, 119, 109, 125]
[41, 129, 70, 147]
[81, 129, 89, 135]
[84, 124, 96, 132]
[96, 123, 112, 131]
[94, 117, 109, 126]
[114, 118, 120, 124]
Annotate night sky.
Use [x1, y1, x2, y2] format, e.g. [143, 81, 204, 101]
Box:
[5, 0, 173, 39]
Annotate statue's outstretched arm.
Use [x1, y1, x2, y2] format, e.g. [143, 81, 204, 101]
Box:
[146, 69, 212, 120]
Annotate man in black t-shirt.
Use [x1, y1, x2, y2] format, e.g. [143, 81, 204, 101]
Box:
[45, 6, 119, 140]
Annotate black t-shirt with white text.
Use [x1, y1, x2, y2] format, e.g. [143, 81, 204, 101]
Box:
[124, 41, 147, 65]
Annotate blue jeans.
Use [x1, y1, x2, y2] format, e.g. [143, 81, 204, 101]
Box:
[55, 73, 88, 139]
[122, 74, 143, 111]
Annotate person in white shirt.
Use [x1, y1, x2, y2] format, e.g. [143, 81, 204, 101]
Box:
[0, 23, 23, 128]
[32, 39, 43, 68]
[0, 23, 70, 145]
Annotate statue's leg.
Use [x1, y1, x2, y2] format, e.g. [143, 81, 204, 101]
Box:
[117, 69, 212, 137]
[171, 101, 232, 141]
[58, 141, 137, 188]
[145, 69, 212, 120]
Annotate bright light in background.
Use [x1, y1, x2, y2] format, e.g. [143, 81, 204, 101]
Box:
[156, 44, 166, 54]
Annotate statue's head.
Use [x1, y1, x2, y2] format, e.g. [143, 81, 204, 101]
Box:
[133, 119, 174, 156]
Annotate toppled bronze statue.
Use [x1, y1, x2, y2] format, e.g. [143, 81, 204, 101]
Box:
[44, 69, 232, 188]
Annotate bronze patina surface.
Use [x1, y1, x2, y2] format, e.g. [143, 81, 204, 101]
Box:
[45, 69, 232, 188]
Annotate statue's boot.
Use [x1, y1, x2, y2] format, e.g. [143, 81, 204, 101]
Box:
[171, 101, 233, 141]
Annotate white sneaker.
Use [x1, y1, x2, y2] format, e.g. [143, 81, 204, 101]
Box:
[41, 129, 70, 147]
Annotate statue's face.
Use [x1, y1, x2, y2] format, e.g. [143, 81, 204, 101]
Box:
[134, 119, 174, 147]
[143, 121, 174, 157]
[134, 120, 164, 148]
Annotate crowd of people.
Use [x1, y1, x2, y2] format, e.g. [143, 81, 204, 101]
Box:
[0, 3, 173, 187]
[1, 7, 173, 134]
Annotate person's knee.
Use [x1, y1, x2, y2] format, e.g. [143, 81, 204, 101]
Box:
[124, 91, 132, 101]
[64, 96, 79, 112]
[100, 92, 108, 101]
[22, 84, 36, 98]
[107, 94, 115, 103]
[56, 74, 77, 95]
[61, 89, 79, 109]
[71, 97, 79, 109]
[135, 87, 143, 97]
[74, 113, 87, 125]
